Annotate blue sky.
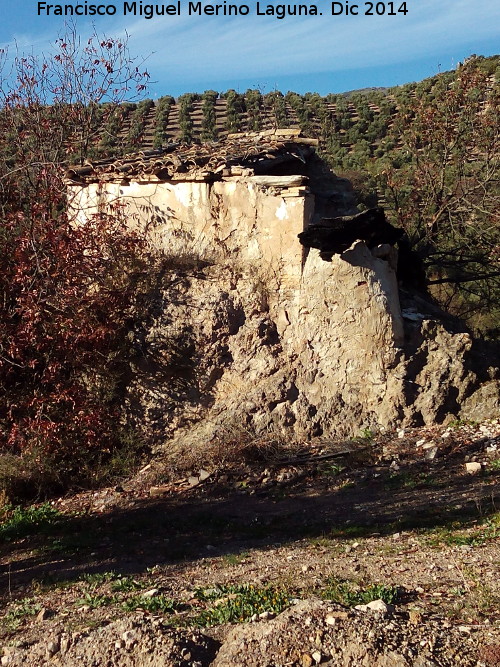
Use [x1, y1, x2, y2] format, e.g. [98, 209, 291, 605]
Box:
[1, 1, 498, 96]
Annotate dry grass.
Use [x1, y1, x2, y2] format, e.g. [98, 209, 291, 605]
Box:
[154, 423, 305, 485]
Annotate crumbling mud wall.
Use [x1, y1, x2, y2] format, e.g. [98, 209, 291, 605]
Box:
[67, 138, 499, 448]
[123, 240, 499, 449]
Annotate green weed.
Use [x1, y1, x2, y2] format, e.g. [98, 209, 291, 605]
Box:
[320, 463, 346, 477]
[121, 595, 179, 613]
[80, 571, 118, 589]
[194, 583, 291, 626]
[319, 577, 401, 606]
[385, 471, 439, 490]
[447, 418, 478, 429]
[0, 504, 62, 540]
[111, 576, 144, 593]
[222, 552, 250, 566]
[425, 513, 500, 547]
[76, 593, 117, 609]
[2, 598, 42, 631]
[328, 524, 374, 539]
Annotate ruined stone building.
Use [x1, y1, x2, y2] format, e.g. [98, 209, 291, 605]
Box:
[66, 130, 499, 447]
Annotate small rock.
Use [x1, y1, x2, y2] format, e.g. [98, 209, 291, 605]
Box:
[122, 629, 140, 649]
[355, 599, 393, 615]
[325, 611, 349, 625]
[301, 654, 313, 667]
[188, 476, 200, 487]
[199, 469, 210, 481]
[46, 639, 60, 657]
[409, 610, 423, 625]
[465, 462, 482, 473]
[367, 599, 393, 614]
[36, 607, 50, 622]
[142, 588, 159, 598]
[312, 650, 323, 664]
[60, 635, 71, 654]
[259, 611, 274, 620]
[149, 486, 170, 497]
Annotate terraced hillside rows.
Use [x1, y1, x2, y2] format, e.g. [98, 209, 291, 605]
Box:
[81, 56, 499, 169]
[85, 89, 395, 157]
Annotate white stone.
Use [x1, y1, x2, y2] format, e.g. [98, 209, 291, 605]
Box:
[355, 599, 392, 615]
[142, 588, 159, 598]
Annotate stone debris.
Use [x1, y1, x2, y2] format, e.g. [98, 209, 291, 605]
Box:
[354, 599, 394, 615]
[211, 600, 494, 666]
[3, 597, 497, 666]
[148, 485, 170, 497]
[141, 589, 159, 598]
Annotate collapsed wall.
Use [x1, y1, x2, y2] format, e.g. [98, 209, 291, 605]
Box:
[66, 131, 499, 447]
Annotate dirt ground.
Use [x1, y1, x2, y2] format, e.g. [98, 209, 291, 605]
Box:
[0, 419, 499, 666]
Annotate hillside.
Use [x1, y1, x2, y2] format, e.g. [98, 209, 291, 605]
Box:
[83, 56, 499, 160]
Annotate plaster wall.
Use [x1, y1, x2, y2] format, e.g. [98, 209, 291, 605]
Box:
[68, 179, 313, 291]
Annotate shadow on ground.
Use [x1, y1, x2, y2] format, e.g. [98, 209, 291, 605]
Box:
[1, 438, 498, 596]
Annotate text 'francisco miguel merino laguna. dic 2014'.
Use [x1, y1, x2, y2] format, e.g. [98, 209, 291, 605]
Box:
[37, 1, 408, 19]
[37, 1, 321, 17]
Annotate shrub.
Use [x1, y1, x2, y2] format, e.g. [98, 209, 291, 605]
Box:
[0, 210, 154, 498]
[0, 28, 151, 499]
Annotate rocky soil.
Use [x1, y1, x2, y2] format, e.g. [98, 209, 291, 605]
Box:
[0, 419, 499, 666]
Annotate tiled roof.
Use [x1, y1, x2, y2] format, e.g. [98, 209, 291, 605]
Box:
[65, 130, 318, 183]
